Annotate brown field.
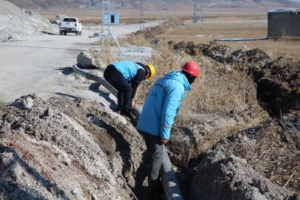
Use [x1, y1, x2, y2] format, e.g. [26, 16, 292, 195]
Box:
[38, 6, 300, 61]
[160, 16, 300, 60]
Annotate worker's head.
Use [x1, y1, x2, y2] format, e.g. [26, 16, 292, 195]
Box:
[137, 63, 156, 81]
[145, 64, 155, 80]
[182, 61, 200, 84]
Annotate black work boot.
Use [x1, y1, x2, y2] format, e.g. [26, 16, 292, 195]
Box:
[116, 106, 123, 114]
[121, 109, 132, 118]
[148, 192, 165, 200]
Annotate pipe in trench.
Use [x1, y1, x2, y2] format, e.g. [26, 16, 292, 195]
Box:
[72, 64, 183, 200]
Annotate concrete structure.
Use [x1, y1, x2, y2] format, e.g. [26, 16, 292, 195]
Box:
[103, 12, 120, 24]
[268, 9, 300, 38]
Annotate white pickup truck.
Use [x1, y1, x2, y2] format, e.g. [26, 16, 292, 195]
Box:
[59, 17, 83, 36]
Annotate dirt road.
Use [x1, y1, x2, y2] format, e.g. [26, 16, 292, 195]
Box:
[0, 21, 162, 105]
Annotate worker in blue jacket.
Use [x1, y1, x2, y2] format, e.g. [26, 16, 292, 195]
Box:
[137, 61, 201, 198]
[104, 61, 155, 117]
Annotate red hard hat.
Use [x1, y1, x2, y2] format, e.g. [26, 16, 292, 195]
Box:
[182, 61, 200, 78]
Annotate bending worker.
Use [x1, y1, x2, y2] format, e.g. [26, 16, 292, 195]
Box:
[104, 61, 155, 117]
[137, 61, 201, 198]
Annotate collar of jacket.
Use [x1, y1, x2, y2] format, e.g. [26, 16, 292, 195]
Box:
[164, 71, 192, 91]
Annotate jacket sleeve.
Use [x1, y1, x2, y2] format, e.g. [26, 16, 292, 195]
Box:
[130, 69, 145, 99]
[160, 86, 184, 139]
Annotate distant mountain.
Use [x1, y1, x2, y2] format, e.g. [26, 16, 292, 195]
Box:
[6, 0, 300, 10]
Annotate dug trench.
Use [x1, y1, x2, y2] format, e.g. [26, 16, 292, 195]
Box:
[130, 25, 300, 199]
[1, 27, 300, 200]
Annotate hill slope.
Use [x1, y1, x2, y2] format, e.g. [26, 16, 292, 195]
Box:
[0, 1, 58, 41]
[5, 0, 300, 10]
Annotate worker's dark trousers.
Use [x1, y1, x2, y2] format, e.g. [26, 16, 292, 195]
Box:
[139, 130, 163, 194]
[103, 65, 132, 111]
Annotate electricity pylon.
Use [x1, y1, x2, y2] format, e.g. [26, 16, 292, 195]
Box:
[64, 0, 67, 15]
[101, 0, 111, 45]
[193, 0, 204, 23]
[140, 0, 144, 31]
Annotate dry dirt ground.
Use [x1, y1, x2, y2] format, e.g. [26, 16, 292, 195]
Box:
[1, 4, 300, 200]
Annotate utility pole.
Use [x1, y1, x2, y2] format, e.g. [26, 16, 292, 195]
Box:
[173, 0, 176, 18]
[157, 0, 160, 19]
[168, 0, 171, 19]
[193, 0, 204, 23]
[64, 0, 66, 16]
[166, 0, 170, 25]
[89, 0, 121, 52]
[101, 0, 110, 46]
[140, 0, 144, 31]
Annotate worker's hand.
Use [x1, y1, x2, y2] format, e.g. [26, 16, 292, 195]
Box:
[130, 99, 136, 109]
[160, 139, 169, 145]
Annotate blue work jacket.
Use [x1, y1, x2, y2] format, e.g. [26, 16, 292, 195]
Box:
[137, 71, 191, 139]
[113, 61, 144, 81]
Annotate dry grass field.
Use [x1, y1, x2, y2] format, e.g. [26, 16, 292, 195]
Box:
[161, 16, 300, 60]
[38, 6, 300, 61]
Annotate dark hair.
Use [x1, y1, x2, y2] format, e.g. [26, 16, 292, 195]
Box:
[137, 62, 149, 78]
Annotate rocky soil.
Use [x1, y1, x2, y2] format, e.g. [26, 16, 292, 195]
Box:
[1, 1, 300, 200]
[0, 95, 147, 200]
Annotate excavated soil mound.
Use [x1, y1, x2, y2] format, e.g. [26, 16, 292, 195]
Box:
[0, 1, 58, 41]
[0, 94, 148, 200]
[189, 117, 300, 200]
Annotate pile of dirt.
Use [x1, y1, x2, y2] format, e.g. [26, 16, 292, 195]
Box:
[188, 117, 300, 200]
[0, 1, 58, 42]
[132, 25, 167, 43]
[166, 40, 271, 68]
[0, 94, 148, 200]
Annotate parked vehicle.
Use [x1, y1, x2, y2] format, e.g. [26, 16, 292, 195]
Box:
[59, 17, 83, 36]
